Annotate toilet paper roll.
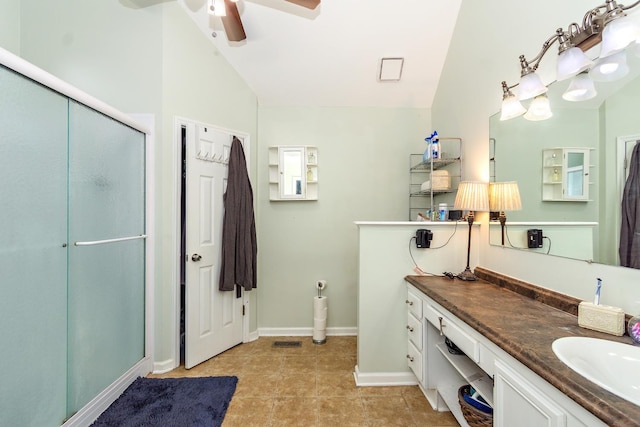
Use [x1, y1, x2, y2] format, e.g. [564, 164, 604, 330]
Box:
[316, 280, 327, 290]
[314, 317, 327, 330]
[313, 328, 326, 342]
[313, 296, 328, 340]
[314, 296, 327, 313]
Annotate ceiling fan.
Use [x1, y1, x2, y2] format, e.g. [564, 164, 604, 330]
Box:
[209, 0, 321, 42]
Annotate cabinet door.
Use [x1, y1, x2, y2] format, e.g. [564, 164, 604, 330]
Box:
[0, 65, 69, 426]
[494, 360, 567, 427]
[563, 149, 589, 201]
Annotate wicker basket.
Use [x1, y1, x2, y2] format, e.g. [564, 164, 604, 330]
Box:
[458, 385, 493, 427]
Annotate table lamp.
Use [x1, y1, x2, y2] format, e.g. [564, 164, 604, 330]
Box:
[454, 181, 489, 281]
[489, 181, 522, 246]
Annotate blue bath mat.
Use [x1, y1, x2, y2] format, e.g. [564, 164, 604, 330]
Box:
[91, 376, 238, 427]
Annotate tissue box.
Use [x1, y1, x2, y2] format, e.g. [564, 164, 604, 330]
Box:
[578, 302, 625, 336]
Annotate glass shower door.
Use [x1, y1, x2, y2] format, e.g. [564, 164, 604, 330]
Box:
[66, 101, 146, 414]
[0, 66, 69, 426]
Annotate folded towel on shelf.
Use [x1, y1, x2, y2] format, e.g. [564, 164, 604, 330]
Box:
[421, 170, 451, 191]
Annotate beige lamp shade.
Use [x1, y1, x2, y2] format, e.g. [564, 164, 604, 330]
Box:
[454, 181, 489, 211]
[489, 181, 522, 212]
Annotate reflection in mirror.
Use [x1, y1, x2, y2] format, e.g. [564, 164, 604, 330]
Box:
[489, 48, 640, 268]
[281, 148, 304, 198]
[567, 152, 585, 198]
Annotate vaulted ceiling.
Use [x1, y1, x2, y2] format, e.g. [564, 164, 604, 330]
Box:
[179, 0, 462, 108]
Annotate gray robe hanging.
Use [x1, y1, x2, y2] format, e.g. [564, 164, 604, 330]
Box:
[620, 142, 640, 269]
[219, 137, 257, 291]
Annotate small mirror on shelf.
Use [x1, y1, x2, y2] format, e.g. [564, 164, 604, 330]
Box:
[281, 148, 304, 198]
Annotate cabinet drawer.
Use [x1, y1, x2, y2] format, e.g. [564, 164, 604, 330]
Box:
[424, 304, 479, 362]
[407, 312, 423, 350]
[407, 340, 423, 383]
[406, 289, 423, 318]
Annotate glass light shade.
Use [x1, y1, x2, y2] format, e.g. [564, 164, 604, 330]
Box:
[589, 50, 629, 82]
[500, 93, 526, 121]
[207, 0, 226, 16]
[556, 47, 594, 81]
[562, 72, 597, 101]
[454, 181, 490, 212]
[518, 72, 547, 101]
[489, 182, 522, 212]
[599, 15, 639, 58]
[524, 95, 553, 121]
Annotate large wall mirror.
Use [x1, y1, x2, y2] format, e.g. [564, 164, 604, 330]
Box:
[489, 49, 640, 269]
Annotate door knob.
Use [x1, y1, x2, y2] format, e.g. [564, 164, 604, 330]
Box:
[191, 254, 202, 262]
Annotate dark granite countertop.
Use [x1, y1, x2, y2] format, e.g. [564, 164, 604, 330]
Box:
[405, 268, 640, 427]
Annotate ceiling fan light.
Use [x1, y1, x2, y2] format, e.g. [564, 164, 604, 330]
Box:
[562, 72, 597, 102]
[599, 15, 640, 58]
[556, 47, 593, 81]
[518, 72, 547, 101]
[589, 50, 629, 82]
[500, 93, 526, 121]
[524, 95, 553, 121]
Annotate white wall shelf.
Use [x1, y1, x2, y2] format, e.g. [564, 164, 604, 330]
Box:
[269, 145, 317, 201]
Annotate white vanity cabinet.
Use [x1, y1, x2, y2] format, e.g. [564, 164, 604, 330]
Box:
[406, 284, 607, 427]
[494, 360, 566, 427]
[405, 287, 424, 384]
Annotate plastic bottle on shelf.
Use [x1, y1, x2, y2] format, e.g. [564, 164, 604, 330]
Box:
[431, 131, 439, 160]
[423, 136, 432, 162]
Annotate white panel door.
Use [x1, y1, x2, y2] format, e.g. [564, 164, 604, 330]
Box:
[185, 124, 243, 369]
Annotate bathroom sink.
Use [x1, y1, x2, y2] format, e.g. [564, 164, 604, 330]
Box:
[552, 336, 640, 406]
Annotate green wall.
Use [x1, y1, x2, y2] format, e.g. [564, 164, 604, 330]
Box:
[256, 106, 430, 330]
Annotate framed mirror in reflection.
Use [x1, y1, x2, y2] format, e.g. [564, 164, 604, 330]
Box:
[281, 148, 304, 198]
[489, 48, 640, 269]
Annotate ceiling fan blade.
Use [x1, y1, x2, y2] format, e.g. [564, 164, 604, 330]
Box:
[285, 0, 320, 10]
[221, 0, 246, 42]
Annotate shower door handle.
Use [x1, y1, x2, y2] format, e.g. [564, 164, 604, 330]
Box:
[191, 254, 202, 262]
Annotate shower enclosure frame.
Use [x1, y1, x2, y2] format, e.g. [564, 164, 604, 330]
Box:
[0, 46, 155, 427]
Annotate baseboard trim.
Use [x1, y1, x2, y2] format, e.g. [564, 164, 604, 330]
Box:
[62, 357, 152, 427]
[353, 365, 418, 387]
[258, 326, 357, 337]
[153, 358, 177, 374]
[246, 330, 259, 343]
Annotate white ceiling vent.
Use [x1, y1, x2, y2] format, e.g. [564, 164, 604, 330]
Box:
[379, 58, 404, 82]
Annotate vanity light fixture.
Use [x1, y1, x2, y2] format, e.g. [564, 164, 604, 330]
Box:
[562, 71, 598, 101]
[500, 0, 640, 120]
[454, 182, 490, 281]
[590, 50, 630, 80]
[500, 81, 527, 120]
[489, 181, 522, 246]
[524, 94, 553, 121]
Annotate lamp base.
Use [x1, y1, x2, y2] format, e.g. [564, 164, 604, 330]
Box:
[457, 267, 477, 281]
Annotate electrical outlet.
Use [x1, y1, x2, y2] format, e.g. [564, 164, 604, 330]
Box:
[416, 229, 433, 248]
[527, 229, 543, 248]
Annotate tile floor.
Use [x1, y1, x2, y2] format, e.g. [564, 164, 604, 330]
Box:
[150, 336, 458, 426]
